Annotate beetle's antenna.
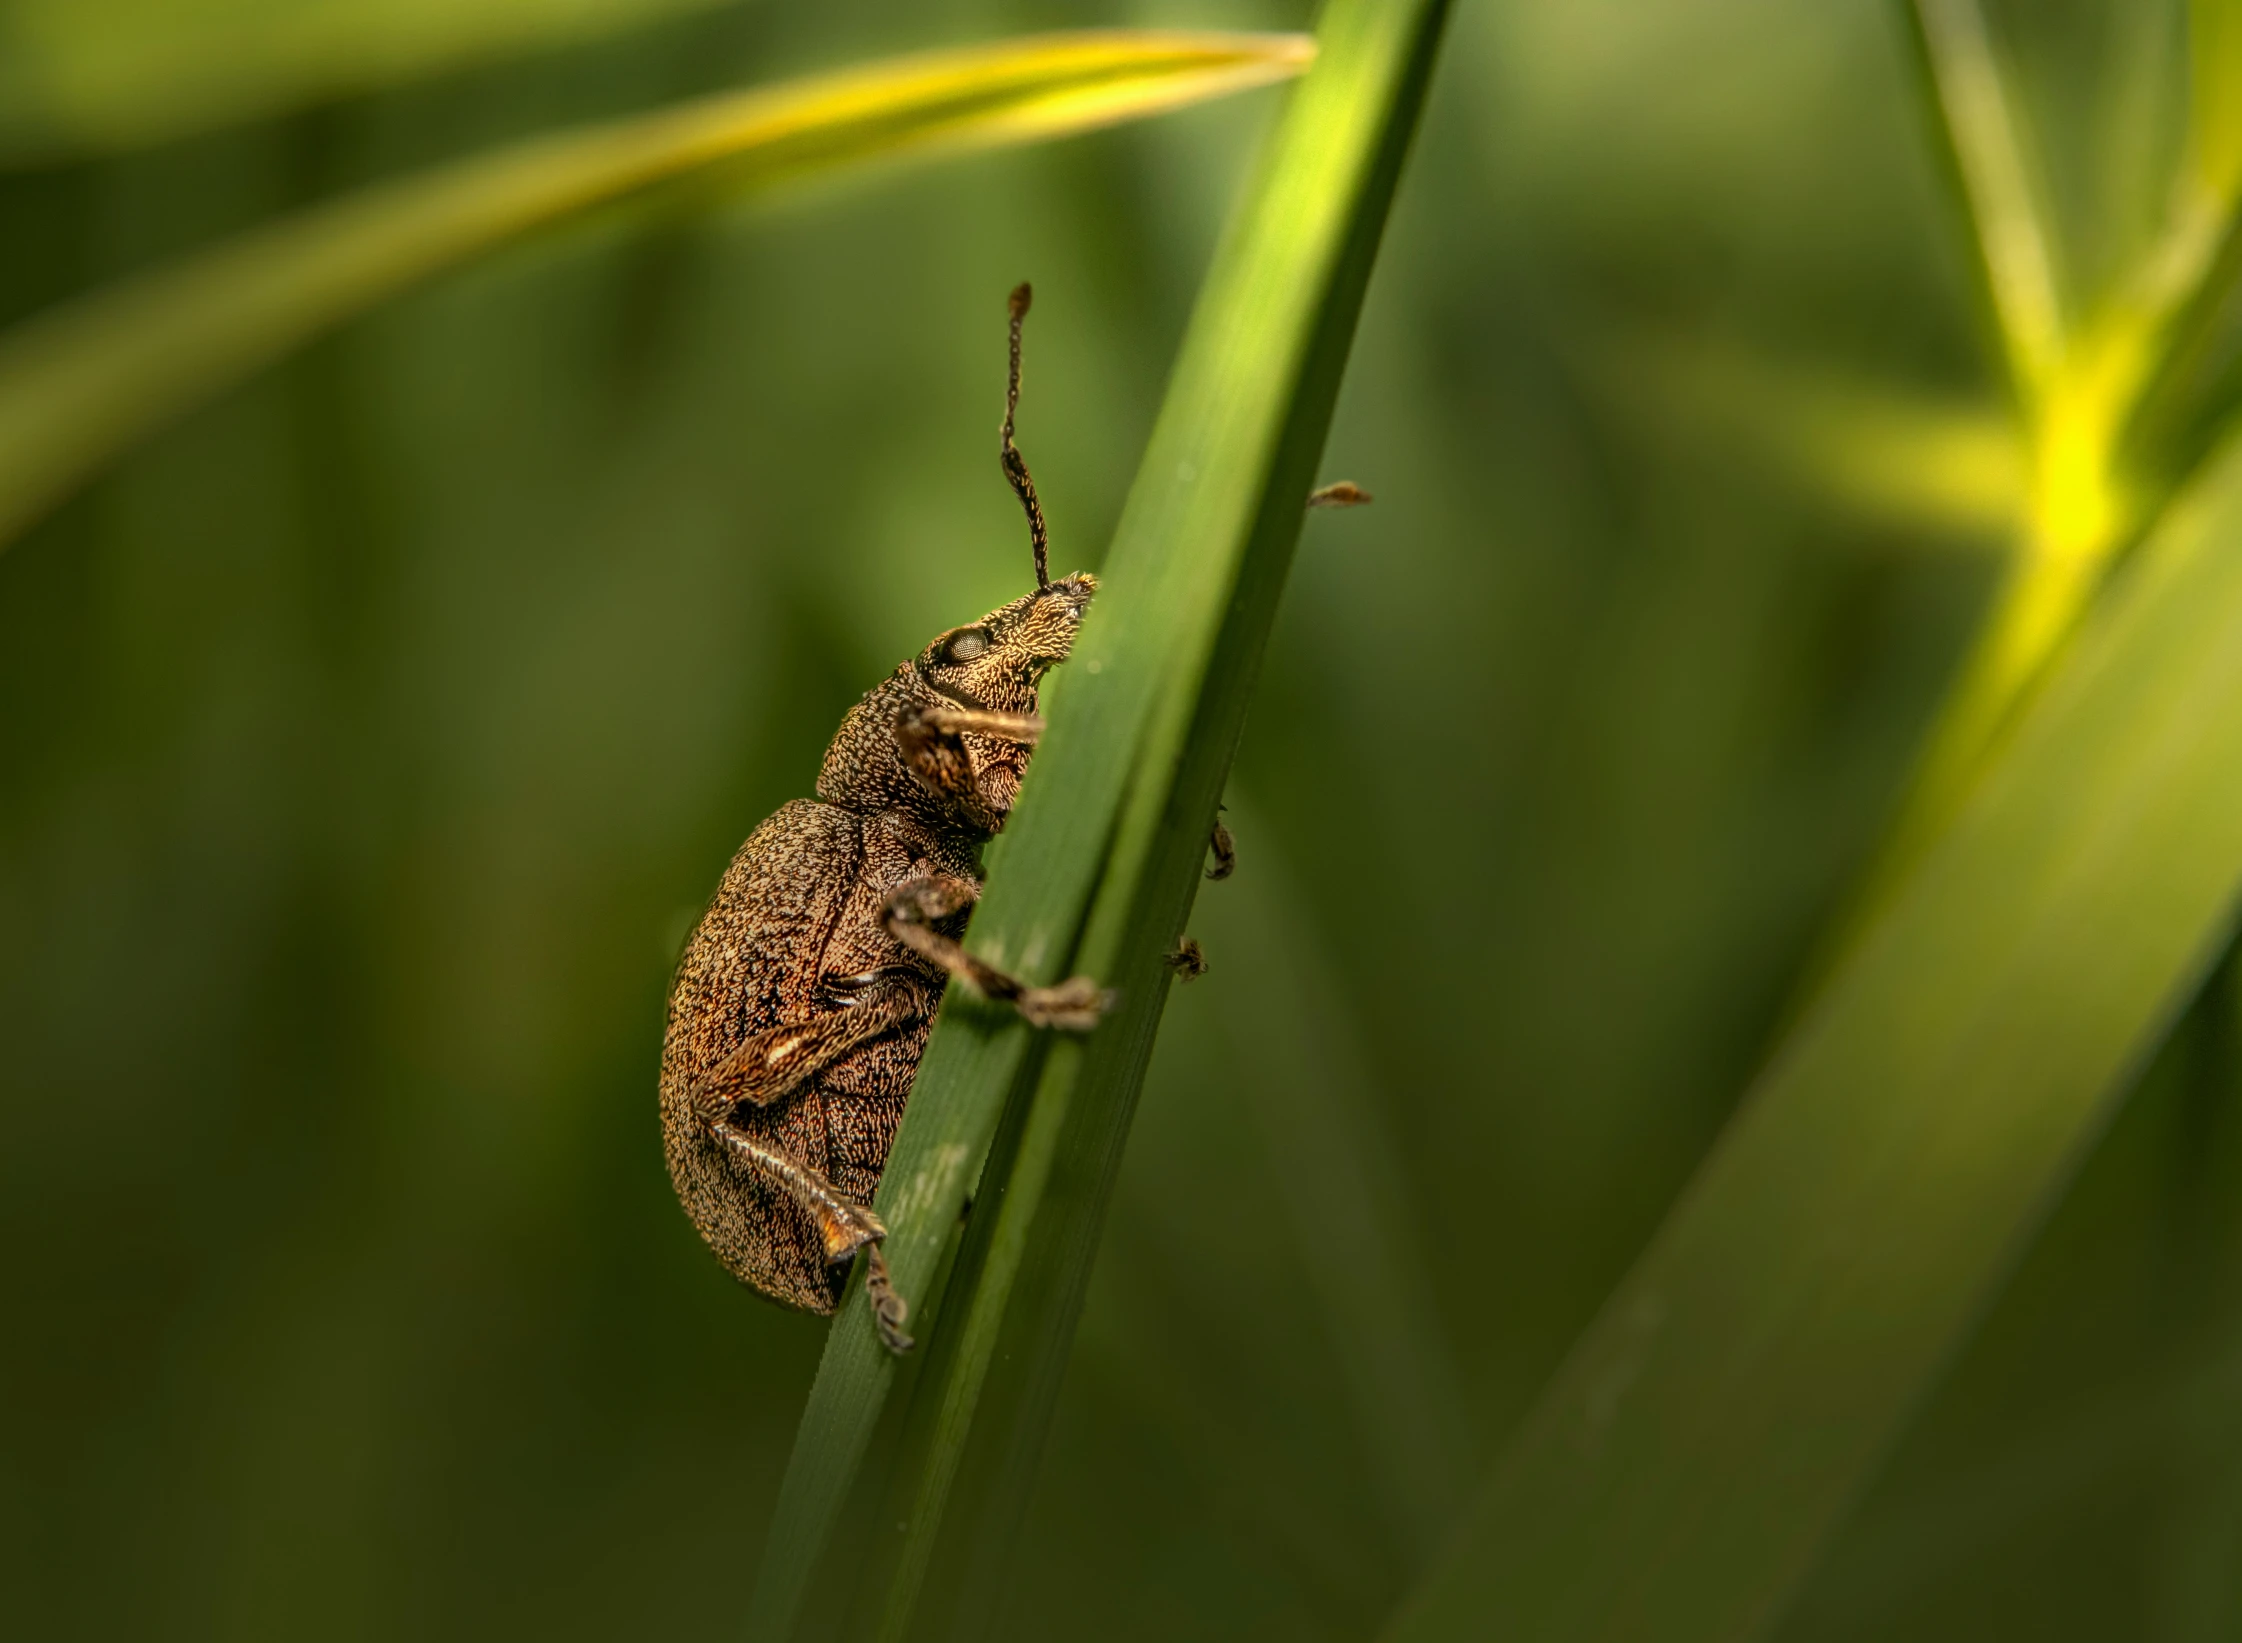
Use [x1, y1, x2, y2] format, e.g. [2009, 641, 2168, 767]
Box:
[1002, 282, 1051, 592]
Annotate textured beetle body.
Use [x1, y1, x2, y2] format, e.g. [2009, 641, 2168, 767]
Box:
[655, 285, 1331, 1345]
[658, 802, 953, 1312]
[658, 574, 1095, 1321]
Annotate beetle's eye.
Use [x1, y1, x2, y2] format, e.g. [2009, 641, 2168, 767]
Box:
[941, 628, 990, 664]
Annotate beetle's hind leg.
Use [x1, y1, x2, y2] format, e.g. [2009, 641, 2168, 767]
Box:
[707, 1120, 884, 1261]
[883, 874, 1109, 1030]
[706, 1119, 914, 1352]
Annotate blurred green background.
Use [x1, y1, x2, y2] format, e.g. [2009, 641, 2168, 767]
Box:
[5, 0, 2240, 1638]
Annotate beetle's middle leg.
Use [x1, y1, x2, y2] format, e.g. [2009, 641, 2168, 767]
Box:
[706, 1119, 915, 1352]
[1205, 813, 1236, 880]
[884, 875, 1108, 1030]
[686, 975, 923, 1113]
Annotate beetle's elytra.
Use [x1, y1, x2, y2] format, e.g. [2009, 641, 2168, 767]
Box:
[658, 285, 1104, 1353]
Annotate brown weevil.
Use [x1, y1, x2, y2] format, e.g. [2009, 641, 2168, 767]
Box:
[659, 284, 1104, 1354]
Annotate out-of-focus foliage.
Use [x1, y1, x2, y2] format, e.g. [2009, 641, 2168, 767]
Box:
[1876, 0, 2242, 884]
[0, 0, 739, 159]
[0, 29, 1312, 550]
[3, 2, 2241, 1642]
[1375, 3, 2242, 1634]
[1394, 406, 2242, 1643]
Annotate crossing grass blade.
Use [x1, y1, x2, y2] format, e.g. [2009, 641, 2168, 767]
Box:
[1878, 0, 2242, 880]
[1382, 426, 2242, 1642]
[745, 1, 1449, 1637]
[1375, 11, 2242, 1637]
[0, 29, 1312, 556]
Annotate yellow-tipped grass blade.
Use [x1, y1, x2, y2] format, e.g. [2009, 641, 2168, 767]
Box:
[0, 29, 1312, 554]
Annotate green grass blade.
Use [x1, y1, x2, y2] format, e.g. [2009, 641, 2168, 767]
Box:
[1210, 794, 1472, 1554]
[2193, 0, 2242, 201]
[742, 1012, 1043, 1641]
[0, 0, 738, 160]
[2110, 8, 2242, 488]
[0, 29, 1312, 556]
[1906, 0, 2065, 397]
[874, 2, 1451, 1634]
[1384, 427, 2242, 1643]
[745, 2, 1448, 1637]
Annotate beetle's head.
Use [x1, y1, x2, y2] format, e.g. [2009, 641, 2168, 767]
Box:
[912, 281, 1100, 712]
[815, 282, 1100, 826]
[912, 571, 1096, 716]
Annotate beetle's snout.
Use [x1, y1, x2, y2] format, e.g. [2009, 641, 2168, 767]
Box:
[1026, 573, 1096, 661]
[1046, 570, 1096, 626]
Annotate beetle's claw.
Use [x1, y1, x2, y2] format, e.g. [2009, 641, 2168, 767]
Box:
[1018, 975, 1111, 1032]
[815, 1200, 887, 1263]
[865, 1244, 914, 1354]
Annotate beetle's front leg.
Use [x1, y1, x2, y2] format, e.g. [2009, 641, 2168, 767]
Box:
[895, 703, 1041, 831]
[914, 702, 1044, 743]
[883, 875, 1109, 1030]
